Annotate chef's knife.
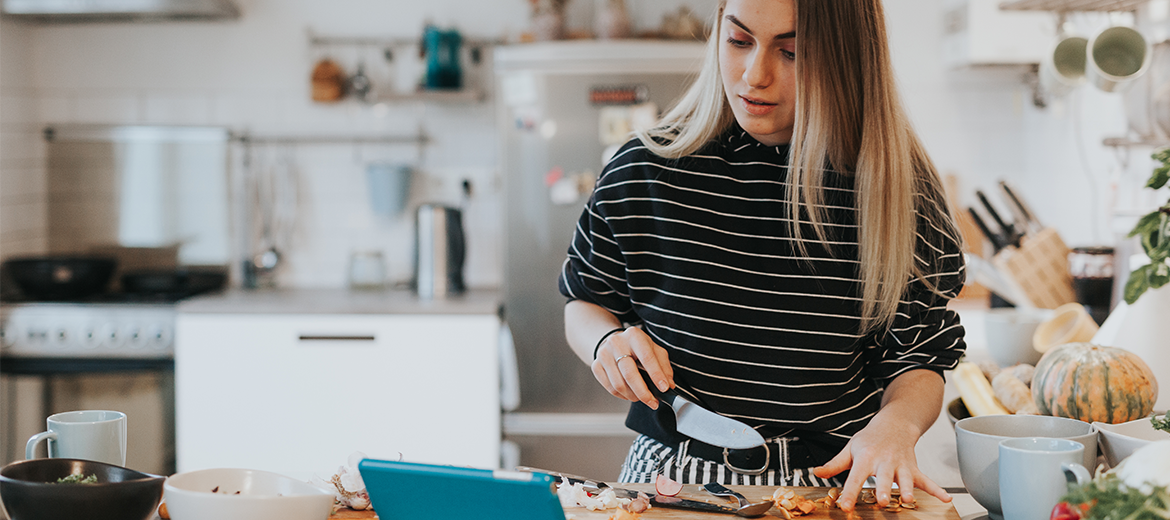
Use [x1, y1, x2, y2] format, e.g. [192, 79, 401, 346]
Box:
[522, 468, 739, 515]
[999, 180, 1043, 234]
[976, 190, 1021, 248]
[967, 207, 1007, 252]
[638, 368, 765, 450]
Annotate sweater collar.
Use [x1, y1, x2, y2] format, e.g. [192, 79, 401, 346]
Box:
[723, 124, 791, 158]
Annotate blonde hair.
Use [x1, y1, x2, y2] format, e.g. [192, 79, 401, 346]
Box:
[636, 0, 962, 333]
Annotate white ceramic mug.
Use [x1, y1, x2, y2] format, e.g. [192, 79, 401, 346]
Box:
[1041, 34, 1088, 97]
[1087, 25, 1151, 92]
[25, 410, 127, 466]
[999, 437, 1092, 520]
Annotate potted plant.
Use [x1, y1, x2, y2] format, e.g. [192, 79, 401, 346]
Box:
[1124, 148, 1170, 304]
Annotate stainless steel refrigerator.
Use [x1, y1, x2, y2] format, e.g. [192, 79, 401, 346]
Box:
[495, 40, 704, 479]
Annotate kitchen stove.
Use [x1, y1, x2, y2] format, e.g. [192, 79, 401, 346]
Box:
[1, 302, 175, 359]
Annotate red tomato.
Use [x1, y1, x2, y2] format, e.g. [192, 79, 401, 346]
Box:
[1050, 502, 1083, 520]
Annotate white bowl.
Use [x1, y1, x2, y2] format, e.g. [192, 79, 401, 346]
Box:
[955, 414, 1098, 520]
[164, 468, 334, 520]
[1095, 415, 1170, 468]
[984, 308, 1053, 367]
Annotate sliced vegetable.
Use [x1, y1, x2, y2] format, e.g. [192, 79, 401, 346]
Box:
[654, 474, 682, 497]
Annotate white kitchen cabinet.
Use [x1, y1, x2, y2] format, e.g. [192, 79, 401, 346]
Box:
[175, 312, 499, 478]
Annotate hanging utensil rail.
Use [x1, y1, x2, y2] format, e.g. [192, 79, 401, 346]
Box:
[999, 0, 1148, 12]
[229, 132, 429, 146]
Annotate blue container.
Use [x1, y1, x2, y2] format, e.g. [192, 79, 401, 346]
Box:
[424, 26, 463, 90]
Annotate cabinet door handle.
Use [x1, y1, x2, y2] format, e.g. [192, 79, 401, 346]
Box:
[298, 335, 376, 342]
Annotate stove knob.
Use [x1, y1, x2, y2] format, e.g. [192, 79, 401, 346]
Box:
[127, 326, 146, 349]
[82, 327, 101, 349]
[100, 323, 120, 347]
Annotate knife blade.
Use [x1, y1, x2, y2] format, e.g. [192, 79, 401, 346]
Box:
[999, 180, 1043, 234]
[522, 468, 740, 515]
[968, 207, 1007, 252]
[976, 190, 1022, 248]
[638, 368, 765, 450]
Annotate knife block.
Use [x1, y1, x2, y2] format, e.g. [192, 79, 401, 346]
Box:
[992, 227, 1077, 309]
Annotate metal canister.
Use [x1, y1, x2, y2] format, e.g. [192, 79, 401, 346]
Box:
[413, 204, 466, 299]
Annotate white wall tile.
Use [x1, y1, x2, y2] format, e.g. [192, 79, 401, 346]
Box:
[0, 166, 46, 203]
[72, 93, 142, 124]
[37, 95, 71, 123]
[143, 92, 214, 125]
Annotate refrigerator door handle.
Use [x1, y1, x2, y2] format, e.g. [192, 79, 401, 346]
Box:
[499, 322, 521, 412]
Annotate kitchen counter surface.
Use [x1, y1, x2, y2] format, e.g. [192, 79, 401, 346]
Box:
[325, 484, 959, 519]
[177, 288, 501, 315]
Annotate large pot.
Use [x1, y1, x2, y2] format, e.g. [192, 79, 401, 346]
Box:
[120, 267, 227, 297]
[2, 256, 116, 300]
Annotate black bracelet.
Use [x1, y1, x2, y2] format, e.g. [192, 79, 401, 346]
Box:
[592, 327, 626, 360]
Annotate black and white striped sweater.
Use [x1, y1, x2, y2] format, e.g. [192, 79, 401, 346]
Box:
[558, 127, 967, 462]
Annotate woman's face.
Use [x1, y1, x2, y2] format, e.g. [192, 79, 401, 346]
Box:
[719, 0, 797, 146]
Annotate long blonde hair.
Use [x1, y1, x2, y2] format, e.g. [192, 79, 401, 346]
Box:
[636, 0, 962, 334]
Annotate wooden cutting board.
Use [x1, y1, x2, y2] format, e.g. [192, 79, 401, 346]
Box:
[326, 484, 959, 519]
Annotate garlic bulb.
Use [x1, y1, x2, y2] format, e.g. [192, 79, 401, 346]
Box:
[1112, 440, 1170, 495]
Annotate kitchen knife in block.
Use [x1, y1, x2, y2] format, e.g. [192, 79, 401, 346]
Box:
[637, 368, 765, 450]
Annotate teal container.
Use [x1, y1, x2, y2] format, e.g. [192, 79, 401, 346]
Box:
[424, 26, 463, 89]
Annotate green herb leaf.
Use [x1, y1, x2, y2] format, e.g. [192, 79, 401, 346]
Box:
[1126, 265, 1153, 305]
[1152, 263, 1170, 290]
[1150, 164, 1170, 190]
[54, 473, 97, 484]
[1153, 412, 1170, 434]
[1130, 211, 1164, 238]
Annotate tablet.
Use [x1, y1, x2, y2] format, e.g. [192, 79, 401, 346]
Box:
[358, 458, 566, 520]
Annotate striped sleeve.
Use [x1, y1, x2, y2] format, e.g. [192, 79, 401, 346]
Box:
[558, 174, 642, 325]
[868, 208, 968, 382]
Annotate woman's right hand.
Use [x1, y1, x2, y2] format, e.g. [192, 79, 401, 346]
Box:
[591, 327, 674, 410]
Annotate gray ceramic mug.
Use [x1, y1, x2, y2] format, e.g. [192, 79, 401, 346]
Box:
[25, 410, 127, 466]
[999, 438, 1092, 520]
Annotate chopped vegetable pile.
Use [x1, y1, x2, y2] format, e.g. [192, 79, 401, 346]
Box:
[54, 473, 97, 484]
[1058, 474, 1170, 520]
[1152, 412, 1170, 434]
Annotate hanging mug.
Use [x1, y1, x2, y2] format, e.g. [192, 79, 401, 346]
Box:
[1040, 34, 1088, 98]
[1087, 25, 1151, 92]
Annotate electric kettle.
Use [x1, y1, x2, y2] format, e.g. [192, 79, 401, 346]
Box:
[413, 204, 466, 298]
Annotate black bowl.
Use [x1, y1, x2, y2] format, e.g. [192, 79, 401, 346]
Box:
[0, 458, 164, 520]
[3, 256, 116, 300]
[947, 397, 973, 427]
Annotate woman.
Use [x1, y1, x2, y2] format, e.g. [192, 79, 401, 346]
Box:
[558, 0, 965, 512]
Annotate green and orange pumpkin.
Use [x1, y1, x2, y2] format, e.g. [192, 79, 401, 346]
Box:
[1032, 343, 1159, 424]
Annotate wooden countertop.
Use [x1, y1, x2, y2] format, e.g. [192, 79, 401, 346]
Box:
[327, 484, 959, 520]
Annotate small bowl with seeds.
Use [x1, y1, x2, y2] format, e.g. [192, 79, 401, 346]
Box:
[0, 458, 164, 520]
[163, 468, 334, 520]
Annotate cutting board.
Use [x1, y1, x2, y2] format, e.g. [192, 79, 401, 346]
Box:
[326, 484, 959, 519]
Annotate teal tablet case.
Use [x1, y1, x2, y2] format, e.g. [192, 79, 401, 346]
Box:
[358, 459, 566, 520]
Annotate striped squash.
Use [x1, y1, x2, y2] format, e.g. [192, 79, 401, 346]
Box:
[1032, 343, 1159, 424]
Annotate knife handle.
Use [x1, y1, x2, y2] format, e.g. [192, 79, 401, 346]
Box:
[637, 366, 679, 408]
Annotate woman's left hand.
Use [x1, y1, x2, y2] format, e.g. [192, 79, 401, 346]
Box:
[812, 416, 950, 511]
[812, 369, 952, 512]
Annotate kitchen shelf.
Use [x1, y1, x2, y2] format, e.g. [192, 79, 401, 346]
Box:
[999, 0, 1149, 12]
[1103, 136, 1170, 148]
[307, 31, 505, 51]
[379, 88, 486, 103]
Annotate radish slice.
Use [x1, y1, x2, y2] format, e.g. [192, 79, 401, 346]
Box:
[654, 474, 682, 497]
